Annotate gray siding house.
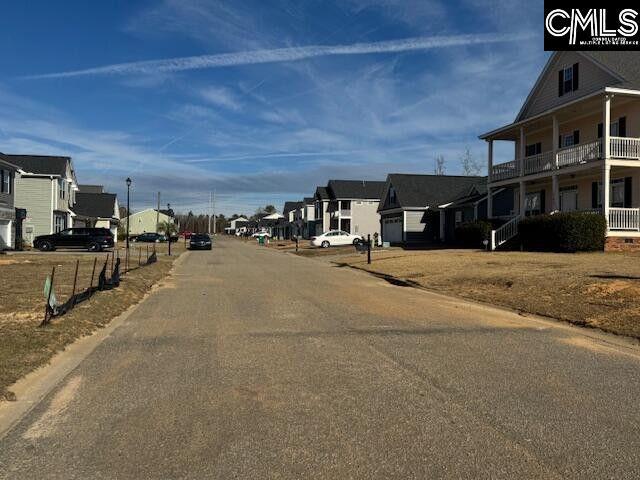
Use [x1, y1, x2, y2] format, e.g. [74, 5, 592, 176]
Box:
[0, 154, 19, 249]
[325, 180, 386, 238]
[8, 155, 78, 246]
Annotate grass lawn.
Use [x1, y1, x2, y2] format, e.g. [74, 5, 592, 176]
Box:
[332, 248, 640, 339]
[0, 242, 184, 400]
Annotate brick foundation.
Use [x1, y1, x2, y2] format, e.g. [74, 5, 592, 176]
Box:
[605, 236, 640, 252]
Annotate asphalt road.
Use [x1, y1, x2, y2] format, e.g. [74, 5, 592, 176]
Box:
[1, 238, 640, 479]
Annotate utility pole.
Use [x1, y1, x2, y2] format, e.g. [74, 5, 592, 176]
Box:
[156, 191, 161, 233]
[208, 192, 212, 234]
[212, 190, 216, 235]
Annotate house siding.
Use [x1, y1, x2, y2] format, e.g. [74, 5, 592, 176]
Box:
[405, 210, 437, 243]
[520, 52, 621, 121]
[350, 200, 380, 237]
[125, 210, 171, 236]
[14, 176, 55, 244]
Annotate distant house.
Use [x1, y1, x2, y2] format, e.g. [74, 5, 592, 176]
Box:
[123, 208, 174, 236]
[378, 174, 484, 245]
[72, 185, 120, 240]
[0, 154, 19, 249]
[313, 186, 331, 235]
[8, 154, 78, 246]
[227, 216, 249, 235]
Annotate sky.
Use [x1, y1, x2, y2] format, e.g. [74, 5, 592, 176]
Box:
[0, 0, 548, 216]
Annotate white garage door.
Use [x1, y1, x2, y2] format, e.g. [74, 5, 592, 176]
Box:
[382, 217, 402, 243]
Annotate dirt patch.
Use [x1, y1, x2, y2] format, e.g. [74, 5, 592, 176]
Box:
[0, 243, 184, 400]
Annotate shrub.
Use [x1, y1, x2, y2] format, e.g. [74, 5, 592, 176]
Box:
[519, 212, 606, 252]
[455, 221, 491, 248]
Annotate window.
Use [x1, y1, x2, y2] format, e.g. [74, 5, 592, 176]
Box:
[58, 179, 66, 199]
[0, 170, 10, 194]
[596, 179, 626, 208]
[341, 200, 351, 210]
[525, 143, 542, 157]
[525, 192, 542, 216]
[455, 211, 463, 224]
[558, 63, 579, 96]
[562, 134, 575, 148]
[388, 186, 397, 205]
[54, 215, 66, 233]
[559, 186, 578, 212]
[598, 117, 626, 138]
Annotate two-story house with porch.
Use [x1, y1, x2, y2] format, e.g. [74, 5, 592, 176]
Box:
[313, 186, 331, 236]
[481, 51, 640, 250]
[0, 154, 20, 249]
[8, 155, 78, 246]
[325, 180, 386, 238]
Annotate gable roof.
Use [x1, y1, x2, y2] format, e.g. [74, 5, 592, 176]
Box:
[73, 192, 117, 219]
[580, 52, 640, 90]
[283, 201, 300, 215]
[0, 153, 21, 171]
[315, 186, 330, 200]
[4, 154, 72, 177]
[303, 196, 315, 204]
[381, 174, 485, 210]
[78, 184, 104, 194]
[327, 179, 386, 199]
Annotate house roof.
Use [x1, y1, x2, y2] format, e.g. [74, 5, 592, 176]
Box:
[73, 192, 118, 219]
[3, 154, 71, 177]
[303, 197, 315, 204]
[327, 179, 386, 199]
[383, 174, 485, 210]
[78, 184, 104, 194]
[283, 201, 300, 215]
[0, 153, 21, 171]
[315, 186, 330, 200]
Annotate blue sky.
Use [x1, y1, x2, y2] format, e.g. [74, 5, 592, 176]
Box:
[0, 0, 548, 216]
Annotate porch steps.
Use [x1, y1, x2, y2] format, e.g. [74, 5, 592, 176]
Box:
[490, 216, 520, 251]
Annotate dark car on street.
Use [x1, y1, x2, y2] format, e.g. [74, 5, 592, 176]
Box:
[34, 228, 115, 252]
[131, 232, 165, 243]
[189, 233, 212, 250]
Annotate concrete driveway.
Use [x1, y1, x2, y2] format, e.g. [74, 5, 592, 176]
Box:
[1, 237, 639, 479]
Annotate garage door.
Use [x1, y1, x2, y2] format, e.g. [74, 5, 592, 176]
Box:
[382, 217, 402, 243]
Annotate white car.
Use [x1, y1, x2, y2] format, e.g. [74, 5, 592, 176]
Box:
[311, 230, 363, 248]
[251, 231, 271, 238]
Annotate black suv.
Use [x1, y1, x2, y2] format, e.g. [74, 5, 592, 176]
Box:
[34, 228, 115, 252]
[131, 232, 165, 243]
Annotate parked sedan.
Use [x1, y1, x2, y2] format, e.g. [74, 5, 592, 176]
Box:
[310, 230, 363, 248]
[189, 233, 212, 250]
[131, 232, 164, 243]
[34, 228, 114, 252]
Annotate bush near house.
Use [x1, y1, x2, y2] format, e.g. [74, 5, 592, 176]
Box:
[519, 212, 607, 252]
[455, 221, 492, 248]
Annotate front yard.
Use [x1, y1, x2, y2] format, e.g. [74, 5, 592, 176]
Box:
[0, 242, 184, 400]
[331, 248, 640, 339]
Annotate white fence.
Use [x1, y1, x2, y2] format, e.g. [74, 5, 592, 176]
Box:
[610, 137, 640, 159]
[490, 216, 519, 251]
[609, 207, 640, 231]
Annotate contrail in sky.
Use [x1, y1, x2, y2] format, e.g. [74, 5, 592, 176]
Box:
[25, 32, 534, 79]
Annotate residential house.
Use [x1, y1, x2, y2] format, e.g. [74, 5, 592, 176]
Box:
[72, 185, 120, 240]
[480, 51, 640, 250]
[258, 212, 285, 238]
[228, 216, 249, 235]
[378, 174, 484, 245]
[313, 186, 331, 235]
[8, 154, 78, 246]
[438, 180, 514, 244]
[325, 180, 386, 238]
[123, 208, 174, 236]
[292, 197, 315, 239]
[0, 154, 19, 249]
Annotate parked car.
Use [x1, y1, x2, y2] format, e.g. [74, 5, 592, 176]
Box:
[34, 228, 115, 252]
[180, 230, 193, 239]
[311, 230, 363, 248]
[132, 232, 164, 243]
[251, 231, 271, 238]
[189, 233, 212, 250]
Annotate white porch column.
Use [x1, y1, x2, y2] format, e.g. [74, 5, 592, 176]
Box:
[603, 163, 611, 229]
[552, 115, 559, 169]
[519, 181, 526, 218]
[603, 93, 611, 160]
[487, 140, 494, 219]
[552, 175, 560, 212]
[519, 126, 525, 176]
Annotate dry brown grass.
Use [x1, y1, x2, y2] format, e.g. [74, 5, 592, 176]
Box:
[0, 242, 184, 400]
[331, 248, 640, 339]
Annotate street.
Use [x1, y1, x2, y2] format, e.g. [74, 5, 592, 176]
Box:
[1, 237, 639, 479]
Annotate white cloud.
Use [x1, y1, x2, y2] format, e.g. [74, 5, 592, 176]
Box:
[199, 86, 241, 111]
[25, 32, 534, 79]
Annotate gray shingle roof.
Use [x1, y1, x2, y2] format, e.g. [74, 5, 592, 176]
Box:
[78, 184, 104, 194]
[383, 174, 485, 209]
[73, 193, 117, 219]
[581, 52, 640, 90]
[303, 197, 315, 204]
[315, 186, 330, 200]
[327, 179, 386, 200]
[4, 154, 71, 177]
[283, 201, 300, 215]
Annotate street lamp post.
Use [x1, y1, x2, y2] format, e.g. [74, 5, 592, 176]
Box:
[167, 202, 172, 256]
[125, 178, 132, 271]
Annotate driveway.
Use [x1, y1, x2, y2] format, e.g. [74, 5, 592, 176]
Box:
[1, 237, 639, 479]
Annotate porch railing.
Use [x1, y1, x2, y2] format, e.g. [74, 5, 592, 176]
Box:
[491, 160, 519, 181]
[609, 207, 640, 231]
[490, 216, 520, 251]
[557, 140, 602, 168]
[523, 151, 555, 175]
[610, 137, 640, 159]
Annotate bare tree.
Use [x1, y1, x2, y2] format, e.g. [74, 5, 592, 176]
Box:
[434, 155, 446, 175]
[460, 146, 485, 176]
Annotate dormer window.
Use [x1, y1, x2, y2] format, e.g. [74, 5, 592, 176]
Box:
[558, 63, 579, 97]
[58, 179, 66, 199]
[389, 186, 397, 204]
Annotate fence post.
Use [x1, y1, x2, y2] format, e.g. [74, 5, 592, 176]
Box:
[367, 234, 371, 265]
[89, 257, 97, 292]
[71, 259, 80, 304]
[41, 266, 56, 326]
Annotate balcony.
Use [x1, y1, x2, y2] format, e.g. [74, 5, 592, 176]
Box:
[330, 209, 351, 218]
[490, 137, 640, 182]
[609, 207, 640, 231]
